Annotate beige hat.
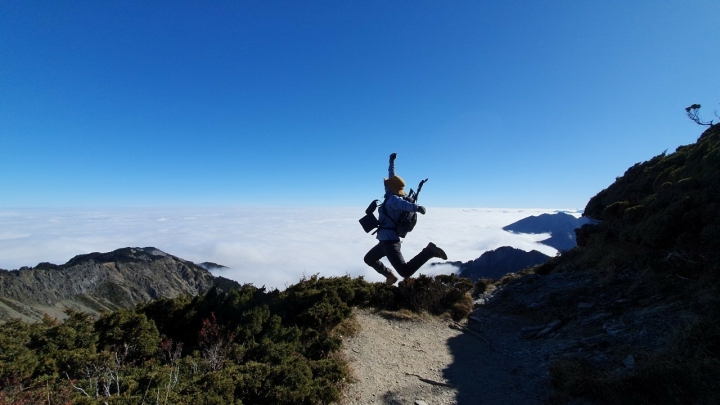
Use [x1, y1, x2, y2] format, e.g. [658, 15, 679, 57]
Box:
[384, 175, 406, 196]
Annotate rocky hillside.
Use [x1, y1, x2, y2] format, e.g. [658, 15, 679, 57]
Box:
[472, 123, 720, 403]
[0, 247, 240, 322]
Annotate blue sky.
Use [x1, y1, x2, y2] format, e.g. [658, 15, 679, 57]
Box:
[2, 1, 719, 209]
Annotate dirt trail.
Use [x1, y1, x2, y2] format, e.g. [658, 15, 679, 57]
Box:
[340, 308, 552, 405]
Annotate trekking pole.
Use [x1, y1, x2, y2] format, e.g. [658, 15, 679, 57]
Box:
[413, 178, 428, 203]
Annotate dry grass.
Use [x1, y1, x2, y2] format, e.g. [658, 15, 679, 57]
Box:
[451, 293, 474, 321]
[472, 278, 494, 296]
[377, 309, 428, 322]
[497, 272, 522, 286]
[327, 348, 357, 402]
[333, 312, 362, 338]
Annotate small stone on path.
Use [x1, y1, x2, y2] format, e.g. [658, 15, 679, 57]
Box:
[622, 354, 636, 369]
[535, 319, 562, 338]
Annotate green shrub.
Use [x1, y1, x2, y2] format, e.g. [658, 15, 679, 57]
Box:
[0, 272, 476, 404]
[546, 124, 720, 404]
[393, 274, 473, 321]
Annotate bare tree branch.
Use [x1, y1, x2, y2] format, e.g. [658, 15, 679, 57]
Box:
[686, 104, 713, 126]
[65, 372, 91, 398]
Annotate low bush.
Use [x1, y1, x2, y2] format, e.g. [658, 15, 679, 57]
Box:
[394, 274, 474, 321]
[472, 278, 494, 296]
[0, 273, 475, 404]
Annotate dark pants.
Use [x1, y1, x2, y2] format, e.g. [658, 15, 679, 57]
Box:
[364, 240, 434, 278]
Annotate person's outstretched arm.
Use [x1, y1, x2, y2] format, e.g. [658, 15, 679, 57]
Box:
[388, 152, 397, 178]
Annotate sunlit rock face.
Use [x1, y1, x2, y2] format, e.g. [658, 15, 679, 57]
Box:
[0, 247, 238, 322]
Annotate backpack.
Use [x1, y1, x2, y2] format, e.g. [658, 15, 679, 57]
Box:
[358, 178, 428, 238]
[380, 196, 418, 238]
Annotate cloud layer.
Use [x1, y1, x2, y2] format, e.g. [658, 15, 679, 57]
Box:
[0, 207, 571, 289]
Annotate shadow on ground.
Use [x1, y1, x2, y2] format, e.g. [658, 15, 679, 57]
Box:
[443, 323, 550, 405]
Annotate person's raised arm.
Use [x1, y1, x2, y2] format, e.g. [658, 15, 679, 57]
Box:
[388, 152, 397, 178]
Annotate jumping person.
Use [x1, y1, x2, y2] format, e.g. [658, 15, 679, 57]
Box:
[363, 152, 448, 285]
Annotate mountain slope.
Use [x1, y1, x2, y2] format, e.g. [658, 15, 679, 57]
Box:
[0, 247, 240, 322]
[481, 123, 720, 403]
[582, 124, 720, 260]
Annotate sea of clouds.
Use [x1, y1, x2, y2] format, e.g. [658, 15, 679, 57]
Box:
[0, 207, 577, 289]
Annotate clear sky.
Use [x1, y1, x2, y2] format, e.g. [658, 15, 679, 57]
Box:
[2, 1, 718, 209]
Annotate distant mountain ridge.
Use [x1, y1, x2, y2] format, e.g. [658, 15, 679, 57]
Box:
[452, 246, 550, 281]
[503, 212, 591, 251]
[0, 247, 240, 322]
[198, 261, 229, 270]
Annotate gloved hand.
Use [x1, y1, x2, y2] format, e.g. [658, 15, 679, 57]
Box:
[417, 206, 426, 215]
[389, 152, 397, 162]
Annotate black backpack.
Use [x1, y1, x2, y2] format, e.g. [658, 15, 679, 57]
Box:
[358, 178, 427, 238]
[380, 196, 418, 238]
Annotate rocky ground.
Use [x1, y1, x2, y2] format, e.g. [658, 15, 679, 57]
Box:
[341, 267, 688, 404]
[340, 307, 552, 405]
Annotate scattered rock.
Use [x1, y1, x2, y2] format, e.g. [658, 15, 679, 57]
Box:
[622, 354, 636, 370]
[536, 320, 562, 338]
[580, 312, 612, 325]
[520, 325, 545, 338]
[414, 401, 428, 405]
[580, 333, 609, 345]
[616, 299, 631, 304]
[612, 299, 632, 308]
[469, 315, 483, 324]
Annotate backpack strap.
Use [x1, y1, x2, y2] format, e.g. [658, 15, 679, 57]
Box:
[378, 198, 398, 231]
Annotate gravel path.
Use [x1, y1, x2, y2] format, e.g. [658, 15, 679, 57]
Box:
[340, 308, 552, 405]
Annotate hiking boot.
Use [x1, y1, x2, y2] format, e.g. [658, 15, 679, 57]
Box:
[426, 242, 448, 260]
[372, 262, 398, 284]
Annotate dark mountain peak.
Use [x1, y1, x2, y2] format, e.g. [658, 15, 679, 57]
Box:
[492, 245, 525, 254]
[61, 247, 173, 268]
[503, 212, 591, 251]
[503, 212, 590, 234]
[198, 262, 229, 270]
[34, 262, 60, 270]
[455, 246, 550, 281]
